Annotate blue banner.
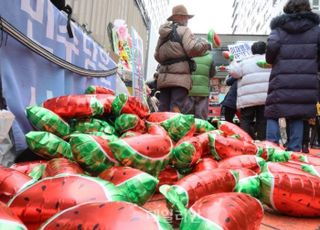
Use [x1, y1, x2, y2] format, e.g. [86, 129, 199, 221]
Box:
[0, 0, 117, 151]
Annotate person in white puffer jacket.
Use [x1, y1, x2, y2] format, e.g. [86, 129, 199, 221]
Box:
[228, 41, 271, 140]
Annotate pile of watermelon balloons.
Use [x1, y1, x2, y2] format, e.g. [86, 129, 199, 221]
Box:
[1, 85, 319, 230]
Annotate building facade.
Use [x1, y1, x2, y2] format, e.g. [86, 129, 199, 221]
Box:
[232, 0, 320, 34]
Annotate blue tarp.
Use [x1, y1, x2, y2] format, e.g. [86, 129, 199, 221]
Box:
[0, 0, 117, 151]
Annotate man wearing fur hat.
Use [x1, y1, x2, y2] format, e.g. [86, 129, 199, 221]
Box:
[154, 4, 211, 113]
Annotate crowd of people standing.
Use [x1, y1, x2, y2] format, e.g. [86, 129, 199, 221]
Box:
[150, 0, 320, 153]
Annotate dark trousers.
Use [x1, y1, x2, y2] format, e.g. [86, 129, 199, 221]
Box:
[302, 120, 310, 146]
[223, 106, 237, 123]
[240, 105, 266, 140]
[159, 87, 188, 113]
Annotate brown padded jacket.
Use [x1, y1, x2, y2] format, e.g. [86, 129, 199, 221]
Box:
[154, 22, 209, 90]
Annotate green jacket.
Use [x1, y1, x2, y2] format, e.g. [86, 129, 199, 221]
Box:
[189, 52, 215, 97]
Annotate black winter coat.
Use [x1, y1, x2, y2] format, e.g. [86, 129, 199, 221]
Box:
[221, 75, 237, 109]
[265, 12, 320, 119]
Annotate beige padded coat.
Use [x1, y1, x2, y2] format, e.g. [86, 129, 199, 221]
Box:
[154, 22, 209, 90]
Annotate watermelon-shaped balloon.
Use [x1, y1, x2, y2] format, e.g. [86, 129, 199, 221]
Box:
[115, 113, 146, 134]
[172, 136, 202, 174]
[207, 29, 221, 48]
[218, 155, 266, 173]
[0, 201, 27, 230]
[39, 201, 173, 230]
[262, 162, 312, 177]
[196, 130, 223, 157]
[70, 118, 115, 135]
[254, 140, 280, 160]
[8, 174, 126, 229]
[256, 60, 272, 68]
[218, 121, 253, 143]
[99, 166, 158, 205]
[10, 161, 47, 181]
[112, 93, 149, 118]
[147, 124, 169, 136]
[192, 157, 219, 173]
[26, 106, 70, 137]
[209, 134, 257, 160]
[70, 134, 117, 175]
[194, 118, 215, 134]
[42, 158, 84, 178]
[85, 85, 115, 95]
[222, 51, 234, 61]
[109, 134, 172, 176]
[260, 171, 320, 217]
[147, 112, 195, 142]
[160, 169, 237, 209]
[25, 131, 73, 160]
[232, 168, 260, 198]
[0, 166, 34, 203]
[180, 193, 263, 230]
[289, 151, 320, 166]
[43, 94, 115, 118]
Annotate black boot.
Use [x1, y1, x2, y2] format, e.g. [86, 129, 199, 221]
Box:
[302, 144, 309, 153]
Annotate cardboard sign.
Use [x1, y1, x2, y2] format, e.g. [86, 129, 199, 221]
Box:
[228, 42, 253, 61]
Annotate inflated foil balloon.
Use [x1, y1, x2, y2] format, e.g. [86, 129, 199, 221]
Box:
[262, 162, 312, 177]
[194, 118, 215, 134]
[180, 193, 263, 230]
[254, 140, 281, 160]
[218, 155, 266, 173]
[192, 157, 219, 173]
[260, 171, 320, 217]
[109, 134, 172, 176]
[26, 105, 70, 137]
[85, 85, 115, 95]
[70, 118, 115, 135]
[218, 121, 253, 143]
[43, 94, 115, 118]
[10, 161, 47, 180]
[147, 124, 169, 136]
[8, 174, 126, 229]
[112, 93, 149, 118]
[26, 131, 73, 160]
[172, 136, 202, 174]
[39, 201, 173, 230]
[232, 168, 260, 198]
[0, 201, 27, 230]
[99, 166, 158, 205]
[196, 130, 223, 157]
[222, 51, 234, 61]
[209, 133, 257, 160]
[207, 29, 221, 48]
[42, 158, 84, 178]
[147, 112, 195, 142]
[0, 166, 34, 203]
[69, 134, 118, 175]
[160, 169, 237, 209]
[115, 113, 146, 134]
[269, 150, 320, 165]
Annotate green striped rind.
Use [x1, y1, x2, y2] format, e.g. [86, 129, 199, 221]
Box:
[208, 133, 221, 161]
[109, 139, 171, 176]
[257, 157, 266, 171]
[173, 142, 195, 171]
[85, 85, 96, 94]
[161, 114, 195, 142]
[26, 106, 70, 137]
[194, 119, 215, 134]
[256, 146, 275, 160]
[156, 214, 174, 230]
[0, 220, 27, 230]
[117, 173, 159, 206]
[268, 149, 291, 162]
[89, 96, 104, 116]
[259, 170, 276, 210]
[115, 114, 139, 133]
[71, 118, 115, 135]
[28, 164, 46, 180]
[301, 164, 320, 177]
[159, 185, 189, 211]
[69, 134, 115, 175]
[180, 209, 223, 230]
[26, 131, 73, 160]
[234, 176, 260, 198]
[120, 131, 140, 138]
[112, 94, 128, 116]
